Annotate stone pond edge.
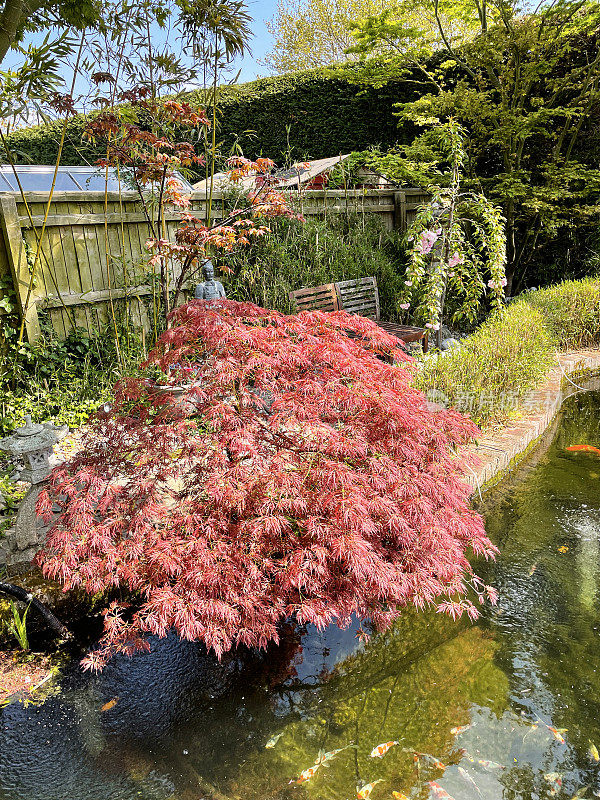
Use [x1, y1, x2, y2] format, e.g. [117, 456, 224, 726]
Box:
[462, 347, 600, 494]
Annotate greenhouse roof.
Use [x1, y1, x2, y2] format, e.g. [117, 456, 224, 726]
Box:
[0, 164, 195, 193]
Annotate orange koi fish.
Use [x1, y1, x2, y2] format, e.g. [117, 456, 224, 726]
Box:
[317, 744, 356, 764]
[566, 445, 600, 457]
[101, 697, 118, 712]
[548, 726, 567, 744]
[370, 741, 399, 758]
[292, 763, 321, 784]
[450, 724, 471, 736]
[458, 766, 481, 795]
[392, 793, 409, 800]
[462, 753, 505, 770]
[427, 756, 446, 771]
[428, 781, 456, 800]
[477, 758, 506, 770]
[357, 779, 383, 799]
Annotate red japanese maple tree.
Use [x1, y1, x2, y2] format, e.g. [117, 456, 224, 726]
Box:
[84, 92, 299, 320]
[37, 301, 496, 670]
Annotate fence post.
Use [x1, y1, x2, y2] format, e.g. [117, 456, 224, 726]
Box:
[0, 195, 40, 341]
[394, 190, 407, 232]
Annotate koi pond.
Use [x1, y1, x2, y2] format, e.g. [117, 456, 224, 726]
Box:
[1, 390, 600, 800]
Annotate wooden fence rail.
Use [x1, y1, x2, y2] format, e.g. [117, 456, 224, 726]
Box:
[0, 187, 429, 342]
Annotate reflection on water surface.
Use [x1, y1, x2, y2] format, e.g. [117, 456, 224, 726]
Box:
[1, 391, 600, 800]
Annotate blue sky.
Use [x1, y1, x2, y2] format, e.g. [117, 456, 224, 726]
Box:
[4, 0, 279, 97]
[240, 0, 279, 81]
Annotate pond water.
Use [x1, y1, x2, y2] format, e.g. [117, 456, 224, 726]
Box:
[1, 391, 600, 800]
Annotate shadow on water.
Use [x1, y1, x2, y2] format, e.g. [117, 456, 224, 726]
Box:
[1, 391, 600, 800]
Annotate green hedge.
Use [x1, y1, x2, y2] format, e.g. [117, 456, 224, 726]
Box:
[4, 65, 423, 168]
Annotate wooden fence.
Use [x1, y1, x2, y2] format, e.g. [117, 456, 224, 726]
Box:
[0, 187, 429, 342]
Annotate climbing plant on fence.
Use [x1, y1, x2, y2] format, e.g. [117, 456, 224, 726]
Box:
[403, 121, 506, 347]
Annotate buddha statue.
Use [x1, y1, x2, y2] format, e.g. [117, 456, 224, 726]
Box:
[194, 260, 226, 301]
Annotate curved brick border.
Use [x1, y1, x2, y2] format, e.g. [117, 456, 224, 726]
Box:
[463, 347, 600, 493]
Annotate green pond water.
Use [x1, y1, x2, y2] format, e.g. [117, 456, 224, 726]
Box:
[1, 390, 600, 800]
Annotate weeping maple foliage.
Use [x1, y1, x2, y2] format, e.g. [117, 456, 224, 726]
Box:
[37, 300, 497, 670]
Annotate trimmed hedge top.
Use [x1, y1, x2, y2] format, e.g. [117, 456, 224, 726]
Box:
[5, 65, 423, 168]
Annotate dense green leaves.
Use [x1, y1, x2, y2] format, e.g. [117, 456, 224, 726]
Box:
[5, 66, 425, 167]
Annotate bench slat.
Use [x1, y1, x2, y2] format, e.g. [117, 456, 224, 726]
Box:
[290, 276, 427, 352]
[289, 282, 339, 313]
[336, 277, 377, 289]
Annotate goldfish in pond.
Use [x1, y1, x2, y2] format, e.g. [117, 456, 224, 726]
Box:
[589, 743, 599, 762]
[566, 445, 600, 456]
[392, 793, 409, 800]
[317, 744, 357, 764]
[477, 758, 506, 770]
[462, 753, 504, 770]
[370, 741, 399, 758]
[450, 724, 471, 736]
[428, 781, 456, 800]
[357, 779, 383, 799]
[101, 697, 118, 712]
[427, 756, 446, 771]
[570, 786, 590, 799]
[547, 725, 567, 744]
[265, 733, 283, 748]
[291, 763, 321, 784]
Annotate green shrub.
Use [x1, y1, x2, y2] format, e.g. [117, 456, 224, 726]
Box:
[416, 305, 556, 427]
[520, 278, 600, 350]
[224, 214, 408, 320]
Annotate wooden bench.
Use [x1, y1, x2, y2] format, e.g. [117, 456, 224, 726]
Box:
[289, 276, 428, 352]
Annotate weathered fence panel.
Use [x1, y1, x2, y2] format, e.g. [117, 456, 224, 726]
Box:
[0, 187, 429, 342]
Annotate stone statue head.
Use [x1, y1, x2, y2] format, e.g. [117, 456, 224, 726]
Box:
[202, 260, 215, 281]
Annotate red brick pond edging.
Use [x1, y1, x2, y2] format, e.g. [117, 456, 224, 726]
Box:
[461, 347, 600, 494]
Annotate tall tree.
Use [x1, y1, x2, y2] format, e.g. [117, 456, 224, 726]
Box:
[264, 0, 476, 73]
[348, 0, 600, 292]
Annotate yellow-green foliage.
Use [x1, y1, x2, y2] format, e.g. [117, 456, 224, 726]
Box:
[417, 306, 556, 427]
[522, 277, 600, 350]
[416, 277, 600, 427]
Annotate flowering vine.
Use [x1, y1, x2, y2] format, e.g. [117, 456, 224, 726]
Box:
[37, 300, 497, 670]
[403, 120, 507, 347]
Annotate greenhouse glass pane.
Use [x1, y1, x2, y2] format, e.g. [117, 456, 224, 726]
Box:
[15, 171, 81, 191]
[81, 173, 125, 191]
[0, 171, 18, 190]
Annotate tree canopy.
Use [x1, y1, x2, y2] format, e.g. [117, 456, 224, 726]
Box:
[344, 0, 600, 290]
[264, 0, 476, 73]
[38, 300, 496, 669]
